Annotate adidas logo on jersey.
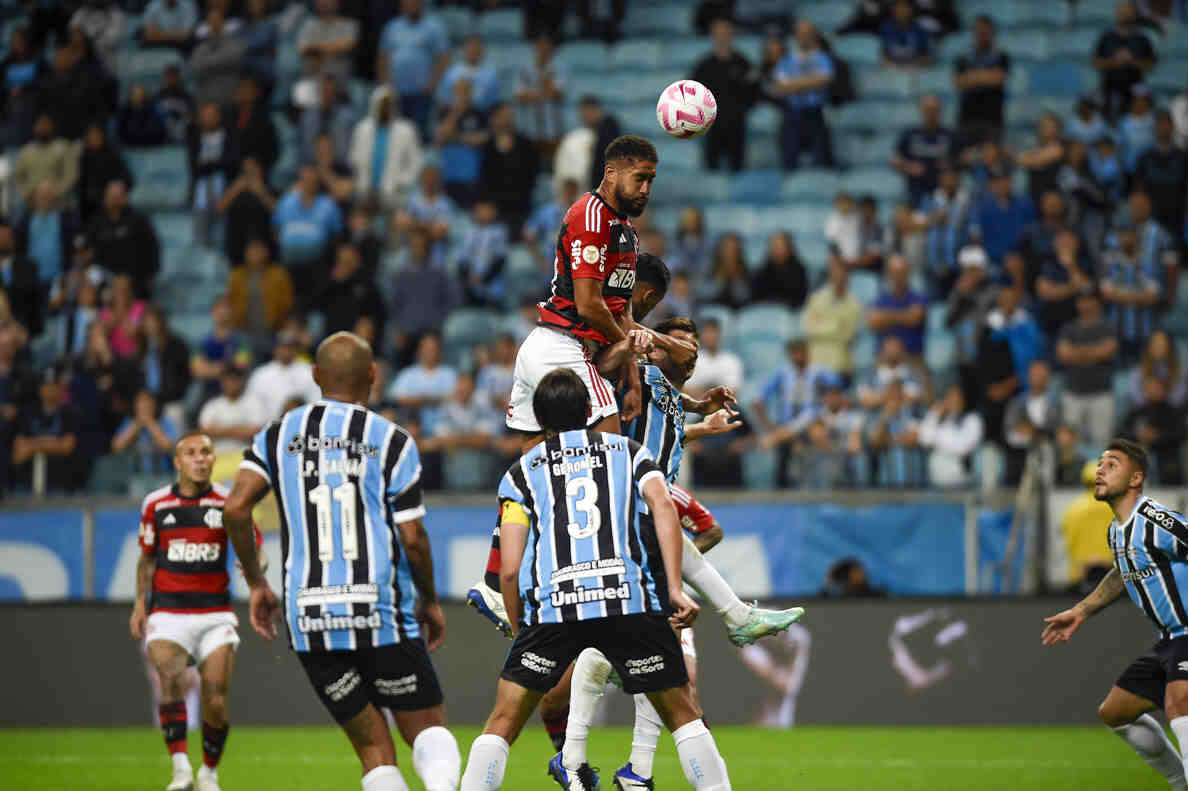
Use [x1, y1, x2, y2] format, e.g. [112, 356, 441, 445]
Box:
[550, 582, 632, 607]
[166, 539, 222, 563]
[162, 514, 177, 525]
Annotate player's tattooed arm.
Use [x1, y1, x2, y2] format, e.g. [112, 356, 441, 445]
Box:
[224, 469, 271, 588]
[129, 553, 154, 640]
[1074, 567, 1126, 618]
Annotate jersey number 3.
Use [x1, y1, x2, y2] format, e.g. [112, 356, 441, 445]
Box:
[309, 482, 359, 562]
[565, 476, 602, 540]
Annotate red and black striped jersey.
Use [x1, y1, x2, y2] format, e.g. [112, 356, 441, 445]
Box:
[538, 191, 638, 345]
[138, 483, 261, 614]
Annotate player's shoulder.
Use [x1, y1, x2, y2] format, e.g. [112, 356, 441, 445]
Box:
[1140, 497, 1188, 530]
[140, 483, 174, 512]
[565, 191, 611, 232]
[209, 481, 231, 500]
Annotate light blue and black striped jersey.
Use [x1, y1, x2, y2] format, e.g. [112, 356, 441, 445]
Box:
[623, 362, 685, 485]
[241, 399, 426, 653]
[1109, 496, 1188, 641]
[498, 429, 668, 626]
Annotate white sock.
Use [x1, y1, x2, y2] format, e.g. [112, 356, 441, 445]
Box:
[1114, 714, 1184, 782]
[171, 752, 192, 774]
[1169, 716, 1188, 783]
[361, 765, 409, 791]
[412, 725, 462, 791]
[672, 719, 731, 791]
[629, 694, 663, 778]
[563, 648, 612, 771]
[681, 533, 751, 628]
[460, 733, 509, 791]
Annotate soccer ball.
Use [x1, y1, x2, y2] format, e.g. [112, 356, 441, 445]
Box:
[656, 79, 717, 139]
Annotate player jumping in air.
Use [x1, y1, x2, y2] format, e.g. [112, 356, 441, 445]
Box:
[554, 317, 804, 790]
[457, 368, 732, 791]
[224, 332, 462, 791]
[129, 432, 263, 791]
[1043, 439, 1188, 791]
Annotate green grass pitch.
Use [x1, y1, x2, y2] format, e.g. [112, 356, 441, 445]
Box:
[0, 725, 1170, 790]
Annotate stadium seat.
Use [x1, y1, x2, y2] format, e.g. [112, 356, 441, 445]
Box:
[555, 42, 609, 74]
[89, 453, 137, 495]
[169, 311, 214, 347]
[608, 41, 666, 72]
[937, 31, 972, 62]
[736, 337, 788, 382]
[443, 309, 501, 367]
[858, 68, 914, 100]
[999, 30, 1053, 61]
[750, 105, 781, 135]
[836, 133, 897, 168]
[924, 330, 957, 373]
[624, 4, 693, 36]
[127, 146, 188, 210]
[741, 449, 778, 490]
[444, 450, 494, 491]
[119, 49, 183, 92]
[840, 167, 902, 203]
[1150, 59, 1188, 93]
[658, 171, 730, 208]
[781, 169, 841, 201]
[695, 304, 736, 344]
[831, 37, 880, 66]
[735, 304, 799, 342]
[438, 7, 475, 40]
[1047, 27, 1103, 60]
[506, 243, 535, 274]
[476, 9, 521, 41]
[849, 271, 881, 305]
[795, 236, 829, 276]
[800, 2, 852, 31]
[652, 138, 701, 173]
[1027, 61, 1086, 99]
[153, 212, 192, 248]
[851, 331, 878, 374]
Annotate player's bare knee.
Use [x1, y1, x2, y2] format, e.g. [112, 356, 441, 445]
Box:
[1166, 686, 1188, 720]
[1099, 695, 1140, 728]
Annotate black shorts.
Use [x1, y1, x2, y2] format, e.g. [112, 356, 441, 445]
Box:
[1115, 636, 1188, 708]
[297, 639, 444, 724]
[501, 614, 688, 695]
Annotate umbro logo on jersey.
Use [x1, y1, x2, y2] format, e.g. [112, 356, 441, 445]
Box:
[162, 514, 176, 525]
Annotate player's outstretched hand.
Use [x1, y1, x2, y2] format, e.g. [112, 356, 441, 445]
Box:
[629, 329, 654, 355]
[417, 599, 447, 652]
[129, 604, 146, 641]
[669, 590, 700, 631]
[621, 387, 642, 423]
[1041, 607, 1085, 646]
[703, 408, 742, 436]
[249, 584, 281, 640]
[702, 386, 738, 414]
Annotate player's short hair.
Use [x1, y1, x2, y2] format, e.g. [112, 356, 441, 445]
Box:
[533, 369, 589, 434]
[604, 135, 658, 166]
[635, 252, 671, 295]
[174, 430, 212, 452]
[653, 317, 698, 340]
[1107, 438, 1149, 483]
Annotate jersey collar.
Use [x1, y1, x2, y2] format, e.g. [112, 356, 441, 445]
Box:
[172, 483, 213, 501]
[590, 190, 627, 221]
[1117, 495, 1149, 529]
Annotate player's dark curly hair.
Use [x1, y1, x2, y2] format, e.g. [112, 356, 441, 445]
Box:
[635, 252, 671, 296]
[653, 317, 698, 340]
[534, 368, 590, 435]
[1106, 438, 1149, 481]
[604, 135, 658, 165]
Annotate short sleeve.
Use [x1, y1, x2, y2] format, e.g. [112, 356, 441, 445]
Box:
[497, 469, 526, 506]
[139, 498, 157, 555]
[629, 439, 664, 489]
[567, 203, 611, 281]
[386, 434, 425, 524]
[240, 421, 275, 481]
[1142, 501, 1188, 549]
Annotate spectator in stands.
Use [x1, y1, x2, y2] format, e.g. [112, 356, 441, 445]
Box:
[218, 157, 276, 265]
[0, 26, 45, 150]
[100, 274, 147, 361]
[970, 293, 1021, 444]
[155, 64, 194, 144]
[920, 166, 973, 295]
[439, 34, 502, 114]
[69, 1, 123, 73]
[879, 0, 932, 70]
[238, 0, 278, 91]
[1058, 139, 1111, 257]
[1035, 228, 1094, 338]
[1067, 94, 1109, 145]
[16, 182, 76, 289]
[693, 18, 755, 171]
[1016, 191, 1075, 293]
[772, 20, 835, 171]
[315, 242, 385, 338]
[1173, 78, 1188, 150]
[836, 0, 893, 35]
[514, 34, 568, 167]
[273, 165, 343, 285]
[420, 371, 499, 459]
[138, 306, 191, 411]
[697, 232, 752, 309]
[12, 364, 82, 491]
[434, 79, 489, 209]
[227, 238, 294, 359]
[73, 320, 140, 439]
[1134, 111, 1186, 237]
[892, 94, 957, 208]
[190, 7, 246, 107]
[798, 375, 867, 489]
[396, 165, 455, 270]
[38, 36, 113, 143]
[827, 193, 883, 272]
[522, 0, 565, 41]
[666, 206, 714, 279]
[752, 231, 808, 309]
[348, 85, 422, 213]
[1056, 290, 1118, 449]
[1092, 0, 1157, 122]
[885, 203, 930, 273]
[140, 0, 199, 50]
[229, 76, 278, 181]
[0, 219, 42, 337]
[47, 241, 104, 356]
[0, 321, 35, 491]
[1119, 85, 1156, 174]
[984, 284, 1044, 385]
[88, 181, 160, 294]
[14, 114, 78, 208]
[954, 15, 1008, 149]
[377, 0, 450, 140]
[752, 338, 829, 486]
[298, 0, 359, 82]
[820, 556, 886, 597]
[198, 362, 264, 458]
[313, 132, 355, 210]
[187, 103, 238, 247]
[867, 254, 926, 358]
[1119, 376, 1185, 484]
[1101, 221, 1162, 362]
[919, 384, 984, 488]
[1003, 358, 1062, 478]
[110, 389, 177, 474]
[345, 200, 383, 276]
[381, 229, 458, 367]
[1129, 329, 1188, 409]
[1090, 135, 1127, 212]
[300, 74, 356, 164]
[865, 377, 924, 486]
[946, 245, 997, 402]
[857, 335, 925, 411]
[245, 326, 320, 420]
[78, 123, 133, 225]
[1017, 114, 1066, 207]
[387, 332, 456, 435]
[117, 84, 168, 148]
[682, 318, 740, 398]
[193, 0, 243, 43]
[480, 103, 539, 235]
[802, 258, 862, 380]
[973, 164, 1035, 279]
[476, 333, 516, 415]
[455, 200, 509, 308]
[189, 295, 245, 401]
[577, 0, 626, 43]
[523, 178, 578, 270]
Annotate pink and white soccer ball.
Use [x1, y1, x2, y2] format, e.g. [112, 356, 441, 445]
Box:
[656, 79, 717, 139]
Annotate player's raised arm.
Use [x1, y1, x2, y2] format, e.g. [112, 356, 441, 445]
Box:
[1042, 567, 1126, 645]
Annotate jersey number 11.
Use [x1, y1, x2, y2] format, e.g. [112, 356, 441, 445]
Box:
[308, 482, 359, 562]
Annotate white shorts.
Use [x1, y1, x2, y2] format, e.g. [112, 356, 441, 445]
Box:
[505, 326, 619, 433]
[680, 627, 697, 660]
[146, 611, 240, 663]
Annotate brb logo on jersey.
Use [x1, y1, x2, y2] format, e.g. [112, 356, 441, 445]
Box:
[607, 267, 636, 290]
[166, 539, 222, 563]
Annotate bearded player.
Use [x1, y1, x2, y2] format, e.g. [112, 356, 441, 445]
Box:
[1043, 439, 1188, 790]
[129, 432, 263, 791]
